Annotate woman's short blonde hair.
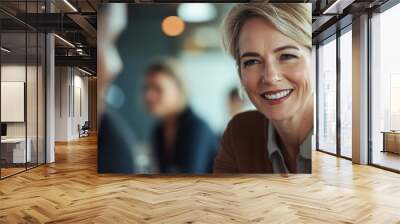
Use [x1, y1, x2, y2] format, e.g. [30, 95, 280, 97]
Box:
[223, 3, 311, 68]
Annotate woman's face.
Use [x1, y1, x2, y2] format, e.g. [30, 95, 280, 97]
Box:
[238, 17, 312, 121]
[144, 72, 183, 119]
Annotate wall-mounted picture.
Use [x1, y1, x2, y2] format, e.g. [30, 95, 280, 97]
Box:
[97, 2, 313, 174]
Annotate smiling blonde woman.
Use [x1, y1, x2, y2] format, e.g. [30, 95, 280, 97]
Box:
[214, 3, 313, 173]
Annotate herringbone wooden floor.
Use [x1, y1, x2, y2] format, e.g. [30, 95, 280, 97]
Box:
[1, 135, 400, 223]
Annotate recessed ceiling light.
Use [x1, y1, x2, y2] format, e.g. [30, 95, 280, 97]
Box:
[322, 0, 353, 15]
[78, 67, 93, 76]
[1, 47, 11, 53]
[54, 34, 75, 48]
[63, 0, 78, 12]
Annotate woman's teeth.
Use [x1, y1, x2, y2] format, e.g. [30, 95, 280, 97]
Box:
[262, 89, 292, 100]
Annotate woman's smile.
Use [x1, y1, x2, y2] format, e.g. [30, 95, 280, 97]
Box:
[259, 89, 294, 105]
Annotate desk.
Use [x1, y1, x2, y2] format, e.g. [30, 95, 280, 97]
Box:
[1, 138, 31, 163]
[382, 131, 400, 154]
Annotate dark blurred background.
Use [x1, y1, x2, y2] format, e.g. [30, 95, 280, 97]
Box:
[112, 3, 252, 140]
[98, 3, 253, 173]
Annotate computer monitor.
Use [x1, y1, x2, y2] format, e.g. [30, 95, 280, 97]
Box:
[1, 123, 7, 137]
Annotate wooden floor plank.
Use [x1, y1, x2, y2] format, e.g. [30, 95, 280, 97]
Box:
[0, 135, 400, 223]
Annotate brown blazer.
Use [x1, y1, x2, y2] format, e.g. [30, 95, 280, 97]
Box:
[214, 110, 273, 173]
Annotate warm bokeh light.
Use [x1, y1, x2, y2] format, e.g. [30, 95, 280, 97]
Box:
[161, 16, 185, 37]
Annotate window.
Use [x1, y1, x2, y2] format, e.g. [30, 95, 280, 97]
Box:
[370, 2, 400, 171]
[339, 28, 352, 158]
[317, 36, 337, 154]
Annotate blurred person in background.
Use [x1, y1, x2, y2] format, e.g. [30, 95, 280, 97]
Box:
[228, 87, 245, 118]
[143, 60, 218, 173]
[214, 3, 313, 173]
[97, 4, 142, 173]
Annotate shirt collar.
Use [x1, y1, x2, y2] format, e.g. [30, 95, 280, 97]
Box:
[299, 131, 312, 160]
[266, 122, 312, 160]
[267, 122, 280, 159]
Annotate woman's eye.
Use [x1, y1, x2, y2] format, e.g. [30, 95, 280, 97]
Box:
[243, 59, 260, 67]
[280, 54, 298, 61]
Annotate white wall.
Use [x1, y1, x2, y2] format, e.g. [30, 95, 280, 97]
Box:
[55, 67, 69, 141]
[1, 82, 25, 122]
[72, 72, 89, 138]
[55, 67, 89, 141]
[1, 65, 39, 137]
[1, 65, 27, 141]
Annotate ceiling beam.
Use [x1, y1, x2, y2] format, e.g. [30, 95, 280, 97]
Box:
[67, 13, 97, 40]
[55, 55, 96, 70]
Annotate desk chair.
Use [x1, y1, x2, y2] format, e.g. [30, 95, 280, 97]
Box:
[78, 121, 90, 138]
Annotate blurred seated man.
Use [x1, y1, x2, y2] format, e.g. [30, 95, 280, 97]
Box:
[143, 60, 218, 173]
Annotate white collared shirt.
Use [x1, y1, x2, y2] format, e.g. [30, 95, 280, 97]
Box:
[266, 122, 312, 174]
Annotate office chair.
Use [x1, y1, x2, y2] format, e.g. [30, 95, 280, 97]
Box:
[79, 121, 90, 138]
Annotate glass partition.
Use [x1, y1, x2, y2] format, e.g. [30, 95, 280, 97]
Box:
[0, 1, 46, 179]
[1, 31, 28, 177]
